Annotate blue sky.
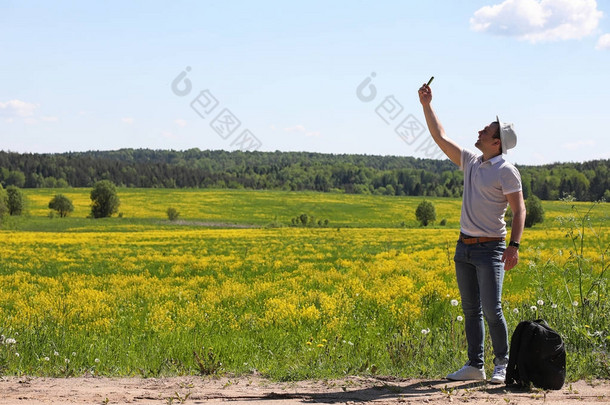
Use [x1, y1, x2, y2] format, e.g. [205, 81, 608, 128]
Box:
[1, 0, 609, 165]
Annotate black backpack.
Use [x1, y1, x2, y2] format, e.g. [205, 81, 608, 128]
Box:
[505, 319, 566, 390]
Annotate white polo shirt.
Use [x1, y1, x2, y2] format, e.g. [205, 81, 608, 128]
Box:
[459, 149, 522, 238]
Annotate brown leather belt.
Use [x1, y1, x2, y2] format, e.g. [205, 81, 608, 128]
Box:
[459, 232, 505, 244]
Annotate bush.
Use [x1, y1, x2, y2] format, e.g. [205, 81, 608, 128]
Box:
[525, 195, 544, 228]
[290, 213, 329, 227]
[6, 186, 25, 216]
[167, 207, 180, 221]
[439, 218, 447, 226]
[415, 200, 436, 226]
[48, 194, 74, 218]
[90, 180, 120, 218]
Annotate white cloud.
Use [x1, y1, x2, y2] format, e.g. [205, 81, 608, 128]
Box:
[471, 0, 603, 43]
[284, 125, 306, 132]
[175, 119, 187, 127]
[0, 99, 38, 117]
[596, 33, 610, 49]
[284, 125, 320, 137]
[562, 139, 595, 150]
[121, 117, 134, 124]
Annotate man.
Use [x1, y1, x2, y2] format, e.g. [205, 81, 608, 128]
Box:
[418, 82, 526, 384]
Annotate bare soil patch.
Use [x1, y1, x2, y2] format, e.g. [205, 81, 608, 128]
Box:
[0, 376, 608, 404]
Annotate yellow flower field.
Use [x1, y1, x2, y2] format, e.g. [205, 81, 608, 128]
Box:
[0, 189, 608, 379]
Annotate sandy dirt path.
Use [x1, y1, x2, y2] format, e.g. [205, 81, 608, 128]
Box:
[0, 376, 608, 404]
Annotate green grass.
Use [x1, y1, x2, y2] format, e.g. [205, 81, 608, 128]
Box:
[19, 187, 608, 230]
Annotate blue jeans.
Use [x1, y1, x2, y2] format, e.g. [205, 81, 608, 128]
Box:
[454, 240, 509, 368]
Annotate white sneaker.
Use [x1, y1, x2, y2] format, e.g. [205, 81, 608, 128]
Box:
[446, 364, 486, 381]
[490, 364, 507, 384]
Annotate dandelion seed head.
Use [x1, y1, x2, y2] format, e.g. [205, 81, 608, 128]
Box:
[421, 328, 430, 335]
[573, 301, 579, 307]
[450, 299, 459, 307]
[44, 357, 50, 361]
[513, 308, 519, 314]
[54, 351, 59, 356]
[537, 300, 544, 306]
[65, 358, 70, 364]
[551, 304, 558, 309]
[94, 358, 100, 363]
[457, 316, 463, 322]
[530, 306, 537, 311]
[5, 338, 16, 345]
[15, 353, 20, 358]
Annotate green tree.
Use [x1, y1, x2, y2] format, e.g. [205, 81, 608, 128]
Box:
[48, 194, 74, 218]
[167, 207, 180, 221]
[6, 170, 26, 187]
[415, 200, 436, 226]
[525, 195, 544, 228]
[6, 186, 25, 216]
[90, 180, 120, 218]
[0, 185, 8, 219]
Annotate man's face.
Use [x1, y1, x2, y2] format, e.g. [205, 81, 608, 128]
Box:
[475, 121, 501, 153]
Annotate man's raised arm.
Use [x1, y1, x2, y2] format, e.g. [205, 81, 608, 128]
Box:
[418, 83, 462, 167]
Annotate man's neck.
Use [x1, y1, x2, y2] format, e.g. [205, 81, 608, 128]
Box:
[482, 151, 502, 162]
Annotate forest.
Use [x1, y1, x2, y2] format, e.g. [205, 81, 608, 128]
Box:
[0, 149, 608, 201]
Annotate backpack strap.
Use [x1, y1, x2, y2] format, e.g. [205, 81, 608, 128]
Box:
[506, 321, 529, 385]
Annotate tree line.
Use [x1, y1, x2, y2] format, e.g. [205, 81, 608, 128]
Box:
[0, 149, 608, 201]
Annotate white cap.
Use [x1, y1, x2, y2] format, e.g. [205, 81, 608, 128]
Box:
[497, 116, 517, 154]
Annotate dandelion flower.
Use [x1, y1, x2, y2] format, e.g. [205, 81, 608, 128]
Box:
[537, 300, 544, 306]
[457, 316, 463, 322]
[306, 342, 312, 346]
[322, 339, 327, 343]
[451, 299, 459, 307]
[317, 344, 324, 348]
[530, 306, 537, 311]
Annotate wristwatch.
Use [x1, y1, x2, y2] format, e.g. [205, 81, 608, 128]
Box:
[508, 241, 520, 249]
